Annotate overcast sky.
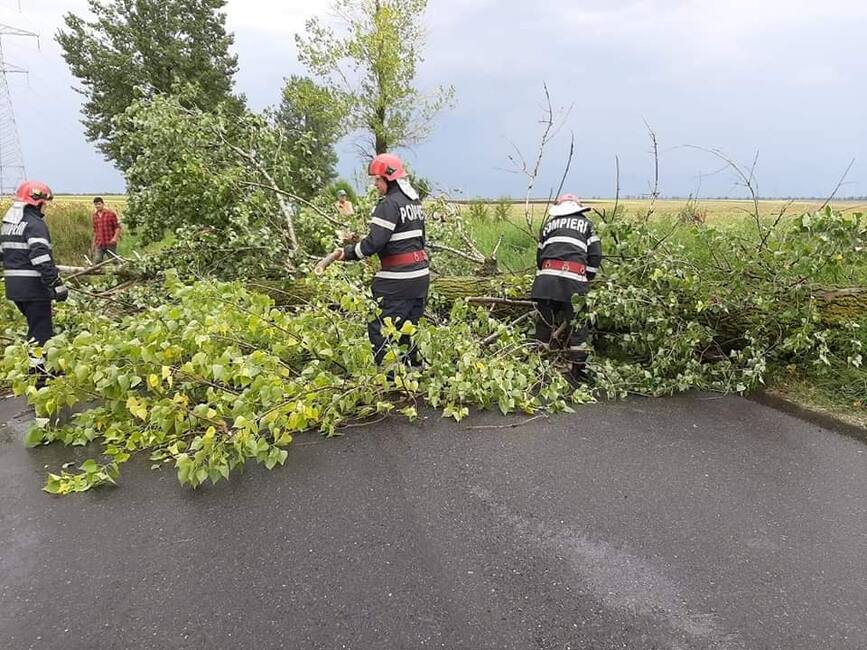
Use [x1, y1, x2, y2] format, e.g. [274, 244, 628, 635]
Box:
[2, 0, 865, 197]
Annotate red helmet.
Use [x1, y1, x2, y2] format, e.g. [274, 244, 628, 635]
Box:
[555, 193, 581, 205]
[15, 180, 54, 208]
[549, 193, 589, 217]
[368, 153, 407, 181]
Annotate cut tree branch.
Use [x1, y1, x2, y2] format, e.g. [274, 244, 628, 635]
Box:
[219, 136, 301, 250]
[481, 310, 536, 347]
[427, 242, 485, 265]
[238, 180, 342, 228]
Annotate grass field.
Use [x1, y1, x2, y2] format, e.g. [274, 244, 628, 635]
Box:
[496, 198, 865, 223]
[0, 197, 128, 265]
[459, 199, 867, 275]
[53, 195, 128, 204]
[3, 195, 864, 270]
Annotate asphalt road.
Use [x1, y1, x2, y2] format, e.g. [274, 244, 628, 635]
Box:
[1, 393, 865, 649]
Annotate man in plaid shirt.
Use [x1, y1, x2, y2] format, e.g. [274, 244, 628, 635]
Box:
[92, 197, 121, 263]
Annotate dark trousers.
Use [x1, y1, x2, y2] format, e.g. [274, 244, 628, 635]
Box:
[368, 297, 426, 366]
[534, 299, 590, 373]
[14, 300, 54, 345]
[94, 244, 117, 263]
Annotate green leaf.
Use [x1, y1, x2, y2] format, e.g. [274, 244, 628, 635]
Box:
[80, 459, 100, 474]
[24, 426, 46, 448]
[44, 474, 63, 495]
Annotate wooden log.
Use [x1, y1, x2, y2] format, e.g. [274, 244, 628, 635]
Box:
[814, 287, 867, 323]
[256, 275, 525, 309]
[255, 276, 866, 330]
[432, 276, 508, 302]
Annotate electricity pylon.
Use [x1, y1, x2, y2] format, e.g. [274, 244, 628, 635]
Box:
[0, 24, 38, 194]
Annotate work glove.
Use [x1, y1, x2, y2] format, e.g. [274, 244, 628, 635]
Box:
[338, 230, 360, 245]
[53, 284, 69, 302]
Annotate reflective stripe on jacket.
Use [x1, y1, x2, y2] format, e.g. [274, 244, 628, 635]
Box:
[1, 202, 61, 301]
[531, 208, 602, 303]
[342, 182, 429, 299]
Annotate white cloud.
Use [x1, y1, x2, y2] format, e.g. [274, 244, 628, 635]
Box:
[225, 0, 331, 35]
[559, 0, 867, 68]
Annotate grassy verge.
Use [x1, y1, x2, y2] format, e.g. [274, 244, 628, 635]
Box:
[767, 372, 867, 430]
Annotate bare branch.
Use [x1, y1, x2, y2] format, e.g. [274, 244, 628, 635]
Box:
[490, 234, 505, 259]
[427, 242, 485, 265]
[748, 149, 760, 189]
[553, 131, 575, 203]
[60, 257, 125, 280]
[593, 155, 621, 227]
[758, 199, 796, 250]
[643, 120, 660, 223]
[506, 83, 574, 233]
[684, 145, 764, 243]
[237, 180, 342, 228]
[613, 155, 621, 221]
[820, 158, 856, 210]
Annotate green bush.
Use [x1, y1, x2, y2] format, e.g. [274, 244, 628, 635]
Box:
[467, 200, 489, 221]
[493, 197, 512, 221]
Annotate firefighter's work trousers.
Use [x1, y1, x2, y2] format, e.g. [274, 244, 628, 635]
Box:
[368, 296, 426, 366]
[15, 300, 54, 345]
[534, 299, 590, 374]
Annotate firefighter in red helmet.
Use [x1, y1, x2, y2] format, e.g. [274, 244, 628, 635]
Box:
[324, 153, 429, 367]
[1, 181, 68, 385]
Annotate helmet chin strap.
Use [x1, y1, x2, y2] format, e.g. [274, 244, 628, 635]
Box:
[397, 177, 419, 201]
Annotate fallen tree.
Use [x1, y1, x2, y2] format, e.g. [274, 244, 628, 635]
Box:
[257, 274, 866, 325]
[3, 88, 865, 494]
[3, 205, 865, 494]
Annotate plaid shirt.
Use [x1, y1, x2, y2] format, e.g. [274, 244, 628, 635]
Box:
[92, 209, 120, 247]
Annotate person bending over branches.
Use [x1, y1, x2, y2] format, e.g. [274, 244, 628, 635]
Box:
[531, 194, 603, 383]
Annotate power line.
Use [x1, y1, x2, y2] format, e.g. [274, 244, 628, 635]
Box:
[0, 22, 37, 195]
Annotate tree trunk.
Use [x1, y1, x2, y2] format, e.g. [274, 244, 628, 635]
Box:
[257, 275, 521, 309]
[257, 277, 867, 328]
[814, 287, 867, 323]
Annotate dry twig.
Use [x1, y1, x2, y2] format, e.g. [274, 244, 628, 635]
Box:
[820, 158, 856, 210]
[466, 414, 548, 430]
[643, 121, 660, 223]
[506, 83, 573, 234]
[481, 310, 536, 347]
